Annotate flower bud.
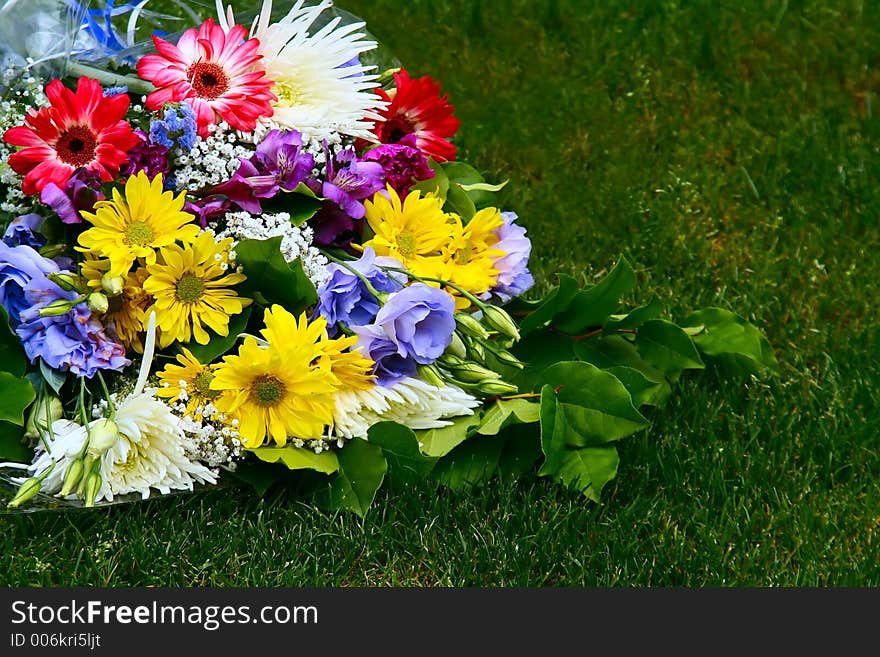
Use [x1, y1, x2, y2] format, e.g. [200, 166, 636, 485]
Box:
[59, 459, 85, 497]
[445, 332, 467, 359]
[86, 292, 109, 314]
[83, 470, 102, 508]
[100, 273, 125, 297]
[464, 338, 486, 364]
[455, 313, 490, 340]
[490, 348, 525, 370]
[7, 477, 42, 509]
[447, 361, 502, 384]
[47, 272, 82, 292]
[38, 298, 77, 317]
[86, 418, 119, 457]
[417, 364, 446, 389]
[481, 305, 521, 342]
[24, 395, 64, 440]
[475, 379, 520, 396]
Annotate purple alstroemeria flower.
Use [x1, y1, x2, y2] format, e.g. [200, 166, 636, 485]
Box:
[313, 247, 406, 335]
[362, 134, 434, 197]
[489, 211, 534, 304]
[309, 146, 385, 219]
[2, 214, 46, 250]
[0, 243, 59, 324]
[354, 283, 455, 385]
[185, 196, 233, 229]
[39, 168, 106, 225]
[120, 130, 171, 182]
[211, 129, 315, 213]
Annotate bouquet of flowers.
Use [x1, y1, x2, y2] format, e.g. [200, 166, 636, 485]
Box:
[0, 0, 777, 514]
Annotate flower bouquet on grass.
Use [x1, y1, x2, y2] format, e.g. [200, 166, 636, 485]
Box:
[0, 0, 778, 515]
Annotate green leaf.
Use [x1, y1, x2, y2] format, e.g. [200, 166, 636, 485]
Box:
[39, 359, 67, 395]
[318, 439, 387, 517]
[477, 398, 540, 435]
[603, 298, 663, 333]
[177, 307, 252, 364]
[512, 329, 576, 391]
[411, 158, 450, 201]
[518, 274, 580, 334]
[292, 181, 323, 200]
[417, 414, 481, 457]
[441, 161, 499, 208]
[459, 179, 509, 193]
[497, 424, 543, 479]
[556, 446, 620, 502]
[538, 385, 568, 475]
[540, 361, 649, 445]
[248, 444, 340, 474]
[0, 307, 26, 377]
[432, 434, 505, 490]
[682, 307, 780, 375]
[445, 183, 477, 220]
[0, 373, 35, 426]
[281, 190, 323, 227]
[605, 365, 671, 407]
[573, 334, 666, 382]
[235, 237, 318, 314]
[368, 421, 438, 488]
[553, 257, 637, 334]
[635, 319, 705, 381]
[0, 420, 32, 462]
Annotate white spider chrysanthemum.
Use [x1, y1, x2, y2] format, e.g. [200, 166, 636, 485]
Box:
[218, 0, 387, 142]
[332, 377, 481, 440]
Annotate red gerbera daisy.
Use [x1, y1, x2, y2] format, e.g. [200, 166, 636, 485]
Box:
[137, 19, 276, 137]
[3, 76, 138, 197]
[369, 69, 460, 163]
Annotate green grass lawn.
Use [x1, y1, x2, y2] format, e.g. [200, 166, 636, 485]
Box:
[1, 0, 878, 586]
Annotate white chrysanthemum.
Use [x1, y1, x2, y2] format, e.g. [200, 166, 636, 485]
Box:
[219, 0, 387, 142]
[27, 392, 217, 503]
[331, 377, 481, 440]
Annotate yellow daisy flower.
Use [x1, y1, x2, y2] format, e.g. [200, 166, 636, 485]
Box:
[157, 348, 226, 423]
[143, 231, 251, 348]
[211, 307, 344, 447]
[441, 207, 505, 308]
[77, 171, 199, 273]
[361, 185, 453, 272]
[81, 258, 153, 352]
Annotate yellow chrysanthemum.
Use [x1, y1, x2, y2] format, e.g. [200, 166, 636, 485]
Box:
[81, 258, 153, 352]
[361, 185, 453, 272]
[157, 348, 227, 423]
[143, 231, 251, 348]
[441, 207, 505, 309]
[77, 171, 199, 273]
[211, 306, 349, 447]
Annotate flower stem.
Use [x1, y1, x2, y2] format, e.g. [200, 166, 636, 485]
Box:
[96, 372, 116, 420]
[64, 62, 156, 97]
[322, 251, 385, 301]
[379, 266, 486, 309]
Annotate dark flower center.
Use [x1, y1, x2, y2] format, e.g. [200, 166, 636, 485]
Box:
[381, 116, 415, 144]
[249, 374, 286, 407]
[175, 272, 205, 303]
[187, 62, 230, 100]
[56, 126, 97, 167]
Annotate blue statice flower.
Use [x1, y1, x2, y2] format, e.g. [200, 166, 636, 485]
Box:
[103, 85, 128, 97]
[149, 102, 198, 151]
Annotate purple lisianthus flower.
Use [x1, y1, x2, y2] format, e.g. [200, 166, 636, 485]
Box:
[0, 243, 59, 324]
[490, 211, 534, 304]
[149, 101, 198, 151]
[2, 214, 46, 250]
[353, 324, 419, 385]
[354, 283, 455, 384]
[314, 247, 406, 335]
[362, 134, 434, 197]
[211, 129, 314, 213]
[39, 168, 106, 225]
[120, 130, 170, 181]
[185, 196, 233, 229]
[309, 146, 384, 219]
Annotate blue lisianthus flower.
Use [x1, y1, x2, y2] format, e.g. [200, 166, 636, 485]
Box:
[149, 101, 198, 151]
[0, 243, 59, 324]
[489, 211, 534, 304]
[2, 214, 45, 250]
[314, 247, 406, 335]
[354, 283, 456, 385]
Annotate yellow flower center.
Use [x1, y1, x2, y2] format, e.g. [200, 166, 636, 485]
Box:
[175, 272, 205, 303]
[273, 79, 306, 105]
[192, 369, 221, 401]
[397, 232, 417, 259]
[125, 221, 154, 247]
[249, 374, 286, 407]
[455, 244, 473, 265]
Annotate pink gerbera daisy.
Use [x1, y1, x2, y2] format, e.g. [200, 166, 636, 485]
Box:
[3, 77, 138, 196]
[137, 19, 276, 137]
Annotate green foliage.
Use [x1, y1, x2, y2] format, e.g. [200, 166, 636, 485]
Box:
[234, 237, 318, 313]
[683, 308, 780, 375]
[553, 257, 636, 334]
[368, 422, 437, 488]
[0, 420, 32, 461]
[317, 439, 387, 518]
[0, 373, 35, 426]
[0, 308, 26, 377]
[634, 320, 705, 382]
[178, 307, 252, 364]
